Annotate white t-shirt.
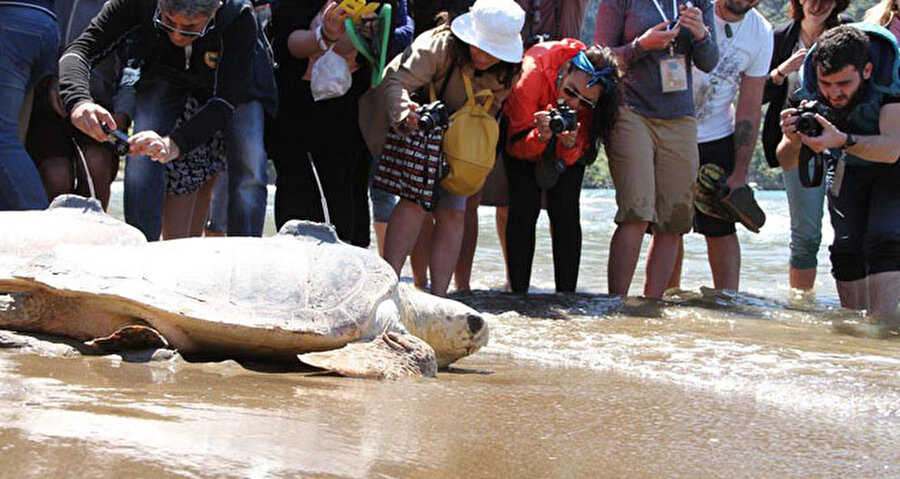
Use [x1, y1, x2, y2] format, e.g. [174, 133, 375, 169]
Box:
[693, 5, 773, 143]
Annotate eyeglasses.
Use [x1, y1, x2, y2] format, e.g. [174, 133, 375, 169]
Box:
[563, 85, 596, 109]
[153, 7, 217, 38]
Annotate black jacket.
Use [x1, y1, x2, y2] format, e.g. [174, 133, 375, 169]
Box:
[761, 21, 801, 168]
[59, 0, 276, 153]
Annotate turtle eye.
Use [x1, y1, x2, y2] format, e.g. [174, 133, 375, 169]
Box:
[466, 314, 484, 335]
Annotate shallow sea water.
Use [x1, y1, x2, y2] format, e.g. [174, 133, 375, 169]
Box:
[1, 187, 898, 478]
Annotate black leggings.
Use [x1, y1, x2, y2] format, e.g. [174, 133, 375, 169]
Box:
[272, 139, 369, 247]
[504, 156, 584, 293]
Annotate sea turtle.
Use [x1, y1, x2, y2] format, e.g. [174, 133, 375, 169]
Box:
[0, 221, 489, 379]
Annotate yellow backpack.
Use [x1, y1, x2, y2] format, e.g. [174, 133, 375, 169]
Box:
[441, 73, 499, 197]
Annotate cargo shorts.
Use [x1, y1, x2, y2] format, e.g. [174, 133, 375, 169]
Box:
[606, 107, 699, 234]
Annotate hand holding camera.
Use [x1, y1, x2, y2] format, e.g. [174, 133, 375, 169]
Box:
[128, 130, 178, 163]
[417, 101, 450, 131]
[100, 123, 131, 156]
[794, 100, 832, 137]
[70, 100, 118, 143]
[534, 101, 579, 147]
[782, 99, 847, 154]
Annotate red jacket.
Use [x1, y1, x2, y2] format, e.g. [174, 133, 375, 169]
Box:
[503, 39, 593, 166]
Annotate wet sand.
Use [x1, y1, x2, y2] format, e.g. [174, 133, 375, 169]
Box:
[1, 336, 897, 478]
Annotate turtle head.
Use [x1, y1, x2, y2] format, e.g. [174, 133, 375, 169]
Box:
[397, 284, 489, 368]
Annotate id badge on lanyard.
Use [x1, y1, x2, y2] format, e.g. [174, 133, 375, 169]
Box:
[652, 0, 689, 93]
[661, 45, 688, 93]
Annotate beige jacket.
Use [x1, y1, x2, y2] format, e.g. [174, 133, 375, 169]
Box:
[359, 27, 512, 157]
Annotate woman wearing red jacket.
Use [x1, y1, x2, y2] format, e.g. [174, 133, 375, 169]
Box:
[502, 40, 621, 293]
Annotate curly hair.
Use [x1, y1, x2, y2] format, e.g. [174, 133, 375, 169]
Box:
[813, 25, 870, 75]
[579, 45, 622, 147]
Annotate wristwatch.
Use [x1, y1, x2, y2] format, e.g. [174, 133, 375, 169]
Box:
[843, 132, 857, 150]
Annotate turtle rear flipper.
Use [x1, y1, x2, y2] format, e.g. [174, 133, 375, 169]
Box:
[298, 332, 437, 379]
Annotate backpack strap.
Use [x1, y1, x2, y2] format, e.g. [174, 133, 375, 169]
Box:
[461, 72, 494, 112]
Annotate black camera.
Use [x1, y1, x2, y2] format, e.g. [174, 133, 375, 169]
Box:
[417, 101, 449, 131]
[101, 123, 130, 156]
[548, 103, 578, 134]
[794, 100, 832, 137]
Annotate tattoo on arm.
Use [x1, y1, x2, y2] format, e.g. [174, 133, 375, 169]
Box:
[734, 119, 754, 149]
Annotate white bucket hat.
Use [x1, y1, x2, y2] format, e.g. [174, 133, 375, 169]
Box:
[450, 0, 525, 64]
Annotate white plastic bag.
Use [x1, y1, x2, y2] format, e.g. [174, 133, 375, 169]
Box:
[310, 47, 352, 101]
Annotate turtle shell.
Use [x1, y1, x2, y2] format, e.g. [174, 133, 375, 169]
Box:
[10, 224, 399, 358]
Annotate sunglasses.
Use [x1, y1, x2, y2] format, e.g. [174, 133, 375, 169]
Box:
[153, 7, 217, 38]
[563, 85, 596, 109]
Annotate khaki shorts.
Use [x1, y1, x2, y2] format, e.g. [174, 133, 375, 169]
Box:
[606, 107, 699, 234]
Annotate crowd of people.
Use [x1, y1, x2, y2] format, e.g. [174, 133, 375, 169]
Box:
[1, 0, 899, 322]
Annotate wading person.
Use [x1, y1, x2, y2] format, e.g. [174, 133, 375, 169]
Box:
[361, 0, 524, 297]
[58, 0, 276, 241]
[502, 41, 621, 293]
[595, 0, 718, 298]
[673, 0, 772, 291]
[761, 0, 849, 292]
[777, 25, 900, 323]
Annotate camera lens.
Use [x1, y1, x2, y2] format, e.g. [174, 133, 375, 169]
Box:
[549, 116, 565, 134]
[114, 142, 129, 156]
[418, 115, 434, 131]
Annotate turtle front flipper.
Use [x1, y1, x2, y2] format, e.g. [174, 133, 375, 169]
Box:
[298, 332, 438, 379]
[84, 325, 170, 354]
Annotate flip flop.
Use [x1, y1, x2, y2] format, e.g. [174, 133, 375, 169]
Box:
[721, 185, 766, 233]
[693, 183, 735, 222]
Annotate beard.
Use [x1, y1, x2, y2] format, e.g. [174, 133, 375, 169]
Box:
[723, 0, 756, 16]
[827, 83, 869, 128]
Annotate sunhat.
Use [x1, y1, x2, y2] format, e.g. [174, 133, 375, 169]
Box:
[450, 0, 525, 64]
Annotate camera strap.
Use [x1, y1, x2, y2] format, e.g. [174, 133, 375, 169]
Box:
[798, 145, 824, 188]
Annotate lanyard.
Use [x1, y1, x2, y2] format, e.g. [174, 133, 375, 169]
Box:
[651, 0, 679, 24]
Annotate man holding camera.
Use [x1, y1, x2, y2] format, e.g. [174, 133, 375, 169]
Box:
[778, 25, 900, 323]
[502, 40, 620, 293]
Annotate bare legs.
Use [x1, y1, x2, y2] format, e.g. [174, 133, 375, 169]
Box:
[382, 198, 466, 297]
[607, 221, 647, 297]
[162, 173, 219, 240]
[454, 195, 481, 293]
[608, 221, 685, 299]
[705, 234, 740, 291]
[789, 267, 817, 290]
